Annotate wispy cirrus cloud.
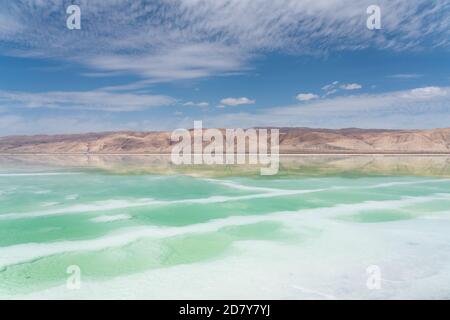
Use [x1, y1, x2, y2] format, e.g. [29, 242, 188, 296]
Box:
[1, 0, 448, 84]
[0, 90, 176, 112]
[388, 74, 423, 79]
[321, 81, 363, 96]
[0, 12, 23, 36]
[322, 81, 340, 96]
[0, 1, 448, 136]
[0, 113, 177, 136]
[86, 43, 249, 83]
[183, 101, 209, 107]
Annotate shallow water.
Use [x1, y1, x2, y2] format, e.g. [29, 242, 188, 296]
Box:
[1, 155, 450, 299]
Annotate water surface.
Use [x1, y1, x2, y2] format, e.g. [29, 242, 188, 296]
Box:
[1, 155, 450, 299]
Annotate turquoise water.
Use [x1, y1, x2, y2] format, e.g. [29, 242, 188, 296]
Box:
[1, 156, 450, 299]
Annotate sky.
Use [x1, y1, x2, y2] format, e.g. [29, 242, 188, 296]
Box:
[0, 0, 449, 135]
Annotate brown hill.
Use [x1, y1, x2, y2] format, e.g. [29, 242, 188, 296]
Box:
[0, 128, 449, 154]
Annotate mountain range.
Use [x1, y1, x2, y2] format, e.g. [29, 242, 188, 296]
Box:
[0, 128, 449, 154]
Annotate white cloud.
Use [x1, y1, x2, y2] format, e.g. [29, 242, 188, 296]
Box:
[296, 93, 319, 101]
[184, 101, 209, 107]
[220, 97, 256, 106]
[340, 83, 362, 90]
[0, 90, 176, 112]
[405, 86, 447, 98]
[201, 86, 450, 129]
[388, 74, 423, 79]
[1, 86, 449, 135]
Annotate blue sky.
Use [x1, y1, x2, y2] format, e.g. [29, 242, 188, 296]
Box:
[0, 0, 449, 135]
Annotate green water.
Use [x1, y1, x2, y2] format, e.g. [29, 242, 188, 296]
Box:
[1, 156, 450, 299]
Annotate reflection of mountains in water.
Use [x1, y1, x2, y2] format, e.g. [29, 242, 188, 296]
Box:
[1, 128, 450, 154]
[1, 154, 450, 178]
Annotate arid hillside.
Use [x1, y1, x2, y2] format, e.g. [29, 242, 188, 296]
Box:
[0, 128, 449, 154]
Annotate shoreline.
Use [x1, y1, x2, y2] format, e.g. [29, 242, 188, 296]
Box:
[0, 153, 449, 156]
